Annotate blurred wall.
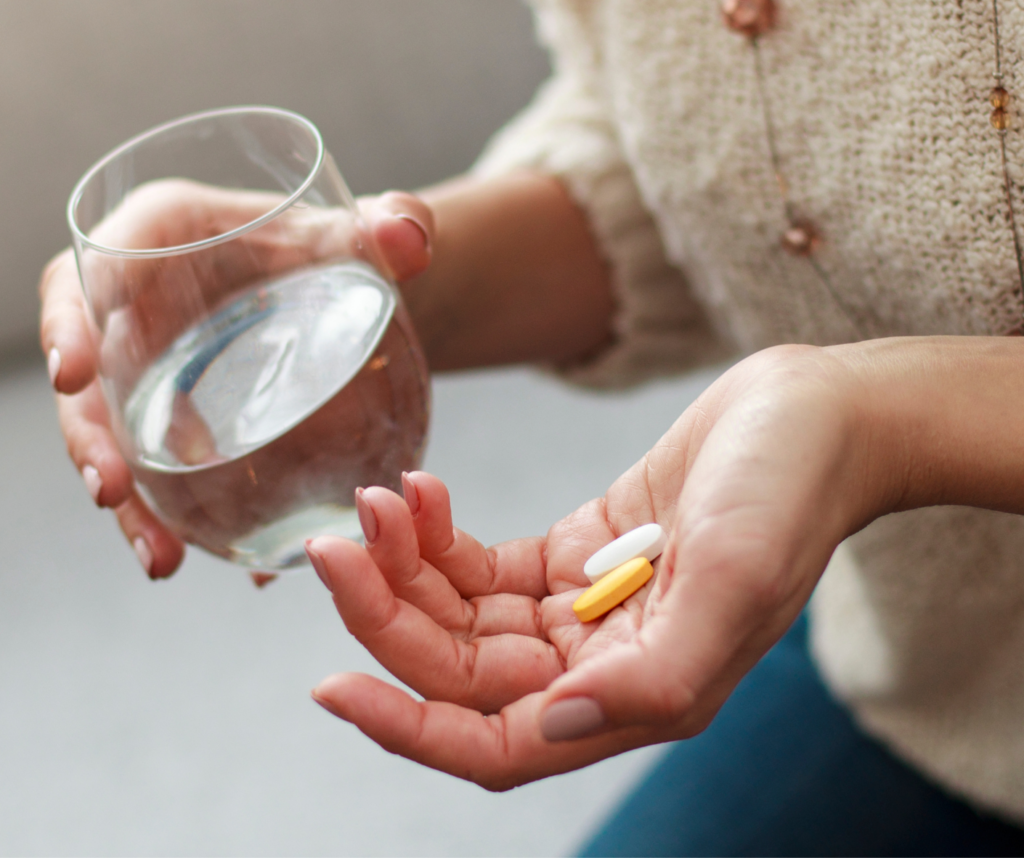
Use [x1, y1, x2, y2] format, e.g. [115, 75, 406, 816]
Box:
[0, 0, 550, 361]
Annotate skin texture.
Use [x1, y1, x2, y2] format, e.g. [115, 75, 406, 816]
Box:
[40, 169, 1024, 789]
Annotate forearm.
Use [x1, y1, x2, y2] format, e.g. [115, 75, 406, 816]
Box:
[403, 171, 615, 372]
[833, 335, 1024, 520]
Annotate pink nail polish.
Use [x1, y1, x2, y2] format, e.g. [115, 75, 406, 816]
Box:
[355, 488, 379, 543]
[394, 213, 431, 253]
[401, 472, 420, 515]
[540, 697, 606, 742]
[305, 539, 333, 592]
[47, 348, 62, 387]
[133, 536, 154, 578]
[82, 465, 103, 505]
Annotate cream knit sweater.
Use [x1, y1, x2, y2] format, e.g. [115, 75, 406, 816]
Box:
[474, 0, 1024, 823]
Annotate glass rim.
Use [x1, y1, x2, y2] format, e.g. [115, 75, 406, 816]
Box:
[66, 105, 326, 259]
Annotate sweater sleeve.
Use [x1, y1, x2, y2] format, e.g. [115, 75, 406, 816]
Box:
[471, 0, 728, 388]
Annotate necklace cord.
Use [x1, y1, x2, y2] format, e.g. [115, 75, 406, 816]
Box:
[991, 0, 1024, 328]
[750, 34, 868, 339]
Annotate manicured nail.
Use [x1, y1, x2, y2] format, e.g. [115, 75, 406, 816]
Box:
[82, 465, 103, 505]
[541, 697, 606, 742]
[394, 214, 431, 252]
[47, 348, 62, 387]
[305, 539, 332, 592]
[133, 536, 154, 577]
[355, 488, 378, 543]
[401, 472, 420, 515]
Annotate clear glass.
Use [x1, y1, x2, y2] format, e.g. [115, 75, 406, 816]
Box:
[68, 107, 430, 571]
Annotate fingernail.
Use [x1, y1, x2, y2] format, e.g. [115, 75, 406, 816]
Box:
[355, 488, 378, 544]
[305, 539, 333, 593]
[541, 697, 606, 742]
[310, 687, 341, 718]
[394, 213, 431, 252]
[47, 348, 62, 387]
[401, 471, 420, 515]
[133, 536, 154, 578]
[82, 465, 103, 505]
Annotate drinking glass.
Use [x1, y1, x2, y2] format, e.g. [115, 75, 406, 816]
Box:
[67, 106, 430, 571]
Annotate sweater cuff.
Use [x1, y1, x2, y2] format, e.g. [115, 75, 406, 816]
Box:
[472, 79, 726, 388]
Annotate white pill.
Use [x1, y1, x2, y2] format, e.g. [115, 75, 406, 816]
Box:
[583, 523, 667, 583]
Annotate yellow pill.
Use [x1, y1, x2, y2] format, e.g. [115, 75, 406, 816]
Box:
[573, 557, 654, 623]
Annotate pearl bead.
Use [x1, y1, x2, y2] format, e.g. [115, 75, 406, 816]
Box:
[722, 0, 776, 38]
[780, 219, 820, 256]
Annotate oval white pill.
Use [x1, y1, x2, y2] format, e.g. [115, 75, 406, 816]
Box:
[583, 523, 667, 583]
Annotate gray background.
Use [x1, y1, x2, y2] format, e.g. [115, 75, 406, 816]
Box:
[0, 1, 719, 854]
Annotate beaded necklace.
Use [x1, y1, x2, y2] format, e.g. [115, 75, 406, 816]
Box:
[721, 0, 1023, 336]
[990, 0, 1024, 332]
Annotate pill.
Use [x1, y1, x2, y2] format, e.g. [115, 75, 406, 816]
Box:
[573, 557, 654, 623]
[583, 522, 667, 583]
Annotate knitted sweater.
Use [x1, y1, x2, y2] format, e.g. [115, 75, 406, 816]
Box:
[473, 0, 1024, 823]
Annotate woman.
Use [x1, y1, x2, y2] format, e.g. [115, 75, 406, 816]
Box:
[40, 0, 1024, 852]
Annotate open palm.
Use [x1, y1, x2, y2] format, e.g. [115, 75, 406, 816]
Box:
[314, 467, 678, 714]
[308, 460, 685, 787]
[311, 345, 876, 790]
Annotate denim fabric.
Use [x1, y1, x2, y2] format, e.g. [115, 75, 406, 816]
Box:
[578, 616, 1024, 857]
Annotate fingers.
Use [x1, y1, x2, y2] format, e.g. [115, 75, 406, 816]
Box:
[358, 192, 434, 283]
[56, 384, 136, 509]
[308, 535, 563, 712]
[114, 491, 186, 579]
[401, 471, 550, 600]
[56, 382, 185, 578]
[357, 485, 548, 639]
[311, 673, 653, 790]
[39, 249, 98, 395]
[357, 485, 469, 629]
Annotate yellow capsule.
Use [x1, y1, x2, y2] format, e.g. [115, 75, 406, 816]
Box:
[573, 557, 654, 623]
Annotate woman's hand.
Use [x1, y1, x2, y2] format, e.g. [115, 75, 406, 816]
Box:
[308, 344, 896, 789]
[39, 184, 435, 578]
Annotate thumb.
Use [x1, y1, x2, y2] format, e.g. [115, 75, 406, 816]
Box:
[537, 613, 708, 743]
[358, 191, 434, 283]
[537, 536, 811, 743]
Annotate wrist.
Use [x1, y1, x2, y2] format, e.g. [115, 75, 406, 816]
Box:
[826, 335, 1024, 518]
[818, 341, 914, 529]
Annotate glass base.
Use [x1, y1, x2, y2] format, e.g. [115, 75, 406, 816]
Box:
[226, 504, 363, 571]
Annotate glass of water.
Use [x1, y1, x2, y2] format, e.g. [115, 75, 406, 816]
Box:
[67, 106, 430, 572]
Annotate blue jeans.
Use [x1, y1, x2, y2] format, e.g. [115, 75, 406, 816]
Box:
[578, 616, 1024, 857]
